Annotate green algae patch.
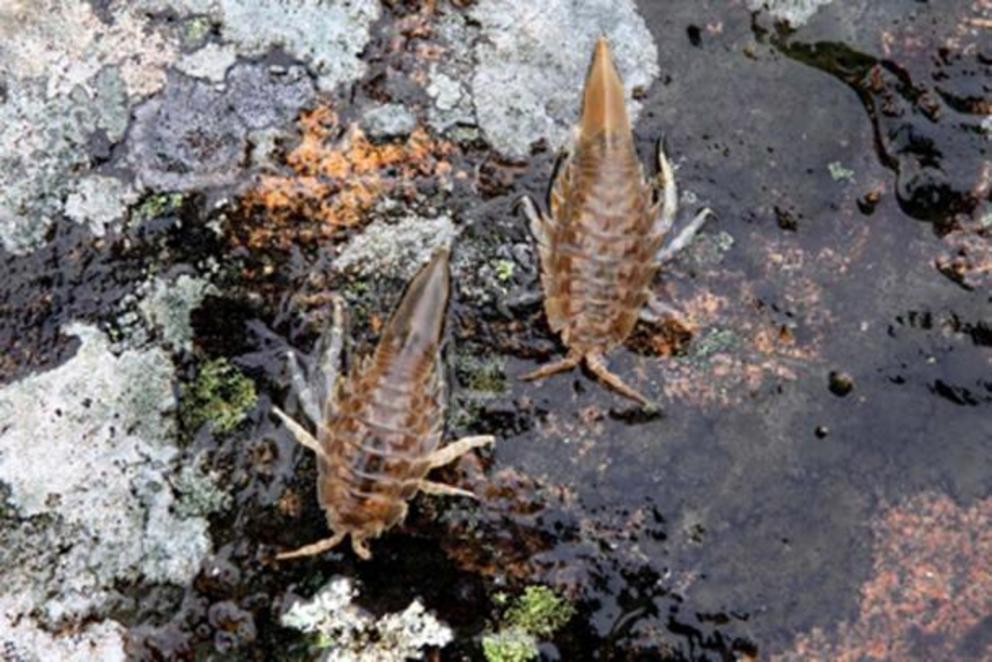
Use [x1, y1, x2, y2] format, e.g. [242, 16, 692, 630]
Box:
[482, 628, 540, 662]
[131, 192, 186, 224]
[503, 586, 575, 637]
[482, 586, 576, 662]
[181, 358, 256, 435]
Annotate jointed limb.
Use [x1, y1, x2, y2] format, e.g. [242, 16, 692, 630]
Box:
[656, 208, 714, 263]
[416, 480, 478, 500]
[312, 294, 347, 420]
[285, 349, 320, 427]
[639, 295, 684, 325]
[584, 352, 652, 406]
[518, 195, 551, 247]
[276, 531, 346, 560]
[425, 435, 495, 469]
[272, 406, 326, 459]
[653, 140, 679, 237]
[521, 353, 582, 381]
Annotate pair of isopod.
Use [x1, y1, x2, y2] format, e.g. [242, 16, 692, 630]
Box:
[274, 37, 712, 560]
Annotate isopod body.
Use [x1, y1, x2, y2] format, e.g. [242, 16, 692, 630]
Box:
[520, 36, 712, 405]
[274, 248, 494, 560]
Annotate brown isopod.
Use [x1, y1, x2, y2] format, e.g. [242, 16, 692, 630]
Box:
[519, 36, 713, 406]
[273, 248, 494, 560]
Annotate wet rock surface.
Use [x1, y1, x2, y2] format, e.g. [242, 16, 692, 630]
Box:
[0, 0, 989, 660]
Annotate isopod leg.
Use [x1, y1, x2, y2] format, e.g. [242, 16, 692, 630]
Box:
[416, 480, 478, 500]
[285, 295, 347, 426]
[639, 296, 684, 325]
[520, 354, 582, 381]
[313, 294, 347, 421]
[286, 349, 320, 427]
[653, 140, 679, 238]
[272, 406, 327, 460]
[656, 208, 714, 264]
[425, 435, 495, 469]
[584, 352, 652, 407]
[518, 195, 551, 247]
[275, 530, 346, 560]
[351, 536, 372, 561]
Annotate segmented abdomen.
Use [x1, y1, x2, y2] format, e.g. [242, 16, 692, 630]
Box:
[317, 351, 444, 535]
[542, 136, 659, 353]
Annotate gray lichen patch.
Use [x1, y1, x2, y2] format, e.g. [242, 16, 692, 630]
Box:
[362, 103, 418, 139]
[332, 213, 456, 282]
[64, 175, 141, 238]
[427, 0, 660, 157]
[0, 72, 130, 253]
[128, 61, 317, 191]
[0, 1, 176, 253]
[139, 273, 217, 351]
[136, 0, 380, 92]
[175, 41, 239, 82]
[0, 324, 211, 625]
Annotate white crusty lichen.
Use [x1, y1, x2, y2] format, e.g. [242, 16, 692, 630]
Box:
[746, 0, 835, 26]
[280, 576, 453, 662]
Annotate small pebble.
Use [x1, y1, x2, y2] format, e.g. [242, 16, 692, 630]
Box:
[828, 370, 854, 397]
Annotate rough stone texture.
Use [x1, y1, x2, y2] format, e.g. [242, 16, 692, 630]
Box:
[129, 75, 249, 191]
[280, 576, 453, 662]
[139, 274, 217, 351]
[136, 0, 380, 92]
[0, 600, 127, 662]
[427, 0, 659, 157]
[0, 324, 210, 625]
[226, 62, 316, 130]
[175, 42, 239, 82]
[332, 213, 456, 282]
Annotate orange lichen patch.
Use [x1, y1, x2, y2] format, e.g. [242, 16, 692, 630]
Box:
[234, 106, 455, 251]
[645, 281, 819, 409]
[776, 492, 992, 660]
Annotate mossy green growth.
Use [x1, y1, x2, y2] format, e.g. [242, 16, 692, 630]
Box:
[181, 16, 213, 49]
[455, 351, 507, 394]
[503, 585, 575, 638]
[482, 585, 575, 662]
[482, 629, 539, 662]
[493, 259, 516, 282]
[131, 192, 185, 224]
[181, 358, 257, 434]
